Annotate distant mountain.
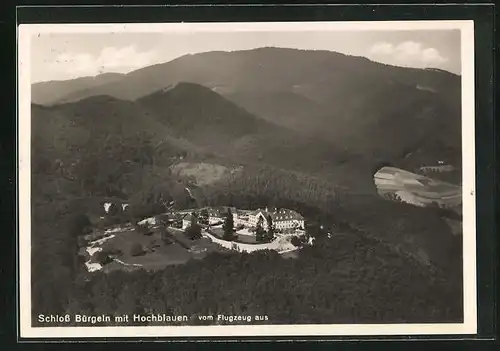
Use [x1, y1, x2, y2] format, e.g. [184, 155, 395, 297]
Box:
[32, 47, 462, 171]
[32, 72, 125, 105]
[49, 48, 460, 105]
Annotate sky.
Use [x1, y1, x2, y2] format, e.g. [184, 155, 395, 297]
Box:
[30, 29, 461, 83]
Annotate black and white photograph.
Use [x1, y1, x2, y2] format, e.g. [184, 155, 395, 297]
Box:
[18, 20, 476, 338]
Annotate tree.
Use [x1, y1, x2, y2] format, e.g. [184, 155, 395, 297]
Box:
[160, 228, 173, 245]
[77, 236, 88, 248]
[266, 214, 275, 242]
[186, 224, 202, 241]
[67, 213, 92, 237]
[64, 212, 92, 277]
[107, 203, 120, 217]
[255, 216, 266, 242]
[222, 209, 234, 240]
[199, 209, 209, 225]
[185, 214, 202, 240]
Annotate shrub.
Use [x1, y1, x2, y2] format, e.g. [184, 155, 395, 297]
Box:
[157, 214, 171, 225]
[104, 215, 122, 227]
[185, 224, 202, 240]
[107, 248, 123, 257]
[134, 223, 152, 235]
[199, 209, 209, 225]
[151, 239, 162, 249]
[82, 226, 93, 235]
[94, 250, 113, 265]
[130, 243, 145, 257]
[146, 240, 161, 252]
[173, 219, 183, 228]
[67, 213, 92, 237]
[291, 236, 303, 247]
[161, 228, 173, 245]
[107, 203, 120, 217]
[77, 236, 89, 247]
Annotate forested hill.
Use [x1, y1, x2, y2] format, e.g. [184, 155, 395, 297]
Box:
[33, 82, 350, 182]
[32, 47, 461, 171]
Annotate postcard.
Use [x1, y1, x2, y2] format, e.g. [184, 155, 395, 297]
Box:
[17, 19, 476, 339]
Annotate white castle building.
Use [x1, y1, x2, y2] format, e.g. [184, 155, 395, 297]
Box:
[208, 207, 238, 225]
[248, 208, 305, 231]
[205, 206, 304, 233]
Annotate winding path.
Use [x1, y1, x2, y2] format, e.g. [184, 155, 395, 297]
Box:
[113, 258, 144, 267]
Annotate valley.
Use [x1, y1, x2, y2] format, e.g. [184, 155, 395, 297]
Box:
[374, 166, 462, 209]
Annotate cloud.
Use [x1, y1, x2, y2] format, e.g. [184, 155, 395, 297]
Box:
[368, 41, 448, 68]
[48, 45, 160, 77]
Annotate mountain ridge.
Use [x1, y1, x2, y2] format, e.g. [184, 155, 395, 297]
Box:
[32, 47, 460, 105]
[32, 72, 126, 105]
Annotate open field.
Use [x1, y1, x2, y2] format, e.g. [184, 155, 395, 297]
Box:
[374, 166, 462, 208]
[167, 227, 224, 254]
[234, 233, 258, 244]
[81, 224, 225, 272]
[170, 162, 231, 185]
[210, 227, 259, 244]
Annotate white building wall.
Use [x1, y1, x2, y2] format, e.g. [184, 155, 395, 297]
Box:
[138, 217, 157, 227]
[104, 202, 112, 213]
[209, 216, 221, 225]
[248, 212, 304, 231]
[210, 213, 238, 225]
[249, 211, 269, 227]
[202, 232, 297, 253]
[274, 219, 304, 231]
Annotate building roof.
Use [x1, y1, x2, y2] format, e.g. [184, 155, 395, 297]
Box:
[271, 209, 304, 221]
[175, 213, 188, 220]
[208, 206, 304, 222]
[183, 214, 195, 222]
[253, 208, 304, 222]
[157, 213, 177, 221]
[208, 206, 236, 217]
[208, 209, 220, 217]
